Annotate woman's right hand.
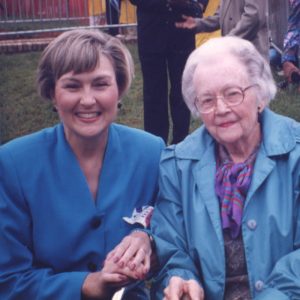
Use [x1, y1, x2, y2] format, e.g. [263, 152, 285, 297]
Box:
[175, 15, 197, 29]
[163, 276, 204, 300]
[105, 231, 152, 277]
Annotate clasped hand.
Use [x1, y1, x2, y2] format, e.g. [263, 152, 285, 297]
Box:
[163, 276, 205, 300]
[81, 231, 152, 299]
[106, 230, 152, 277]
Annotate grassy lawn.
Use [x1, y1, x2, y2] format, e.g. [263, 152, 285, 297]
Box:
[0, 41, 300, 144]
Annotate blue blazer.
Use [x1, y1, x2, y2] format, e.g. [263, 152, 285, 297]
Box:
[0, 123, 164, 299]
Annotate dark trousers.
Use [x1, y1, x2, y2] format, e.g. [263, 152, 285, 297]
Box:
[139, 50, 191, 144]
[105, 0, 120, 36]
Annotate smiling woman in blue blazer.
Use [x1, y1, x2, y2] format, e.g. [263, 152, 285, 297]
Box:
[0, 29, 164, 299]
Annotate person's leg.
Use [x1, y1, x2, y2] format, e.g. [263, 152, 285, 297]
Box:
[105, 0, 120, 36]
[282, 46, 300, 83]
[168, 50, 191, 144]
[282, 29, 300, 82]
[139, 52, 169, 143]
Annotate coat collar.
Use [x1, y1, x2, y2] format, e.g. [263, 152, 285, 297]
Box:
[173, 108, 297, 161]
[260, 108, 297, 156]
[167, 109, 299, 246]
[172, 109, 298, 217]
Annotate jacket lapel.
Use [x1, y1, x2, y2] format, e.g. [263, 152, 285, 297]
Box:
[176, 127, 224, 247]
[192, 144, 224, 247]
[244, 148, 275, 209]
[220, 0, 232, 20]
[245, 109, 296, 208]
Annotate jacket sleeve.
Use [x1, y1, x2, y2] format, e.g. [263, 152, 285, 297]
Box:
[129, 0, 167, 11]
[200, 0, 209, 11]
[150, 148, 202, 298]
[226, 0, 262, 41]
[255, 189, 300, 299]
[0, 149, 88, 300]
[129, 0, 207, 14]
[194, 5, 221, 33]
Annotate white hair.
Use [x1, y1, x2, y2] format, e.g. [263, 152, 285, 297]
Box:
[182, 36, 277, 118]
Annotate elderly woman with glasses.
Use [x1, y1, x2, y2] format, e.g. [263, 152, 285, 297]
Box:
[146, 36, 300, 299]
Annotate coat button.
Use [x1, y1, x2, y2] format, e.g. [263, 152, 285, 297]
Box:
[255, 280, 264, 291]
[87, 262, 97, 272]
[90, 216, 102, 229]
[247, 219, 257, 230]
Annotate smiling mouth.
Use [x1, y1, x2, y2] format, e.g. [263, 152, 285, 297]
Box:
[76, 112, 101, 119]
[219, 121, 235, 128]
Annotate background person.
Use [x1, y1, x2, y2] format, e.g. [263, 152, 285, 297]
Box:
[0, 29, 164, 300]
[282, 0, 300, 89]
[175, 0, 270, 61]
[130, 0, 208, 144]
[150, 36, 300, 299]
[106, 0, 120, 36]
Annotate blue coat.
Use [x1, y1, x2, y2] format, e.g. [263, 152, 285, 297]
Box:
[0, 123, 164, 299]
[151, 109, 300, 299]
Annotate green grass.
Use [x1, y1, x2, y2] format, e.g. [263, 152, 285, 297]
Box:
[0, 42, 299, 144]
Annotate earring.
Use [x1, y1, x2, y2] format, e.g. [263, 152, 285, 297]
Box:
[257, 106, 263, 122]
[117, 102, 122, 109]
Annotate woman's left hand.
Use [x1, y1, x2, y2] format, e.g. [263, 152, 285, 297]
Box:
[81, 257, 138, 299]
[163, 276, 205, 300]
[105, 231, 152, 279]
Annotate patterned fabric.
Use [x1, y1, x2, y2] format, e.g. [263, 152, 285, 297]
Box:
[223, 230, 251, 300]
[215, 145, 258, 239]
[123, 206, 154, 228]
[282, 0, 300, 64]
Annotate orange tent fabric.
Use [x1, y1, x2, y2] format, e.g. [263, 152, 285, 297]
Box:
[88, 0, 105, 16]
[120, 0, 136, 23]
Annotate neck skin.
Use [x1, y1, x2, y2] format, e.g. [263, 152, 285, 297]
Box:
[223, 122, 261, 163]
[65, 130, 109, 200]
[66, 129, 108, 161]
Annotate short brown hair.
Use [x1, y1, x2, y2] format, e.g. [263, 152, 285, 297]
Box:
[37, 29, 134, 101]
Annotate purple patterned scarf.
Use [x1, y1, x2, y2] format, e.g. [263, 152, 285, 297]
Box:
[215, 145, 258, 239]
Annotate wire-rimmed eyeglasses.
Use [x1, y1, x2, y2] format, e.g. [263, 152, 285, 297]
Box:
[194, 84, 258, 114]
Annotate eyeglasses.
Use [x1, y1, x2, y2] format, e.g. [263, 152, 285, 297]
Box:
[194, 84, 258, 114]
